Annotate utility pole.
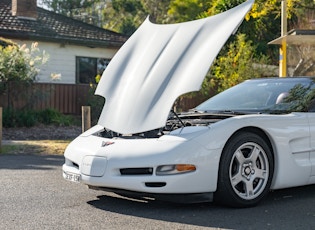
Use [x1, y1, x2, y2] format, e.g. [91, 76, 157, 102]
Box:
[279, 0, 287, 77]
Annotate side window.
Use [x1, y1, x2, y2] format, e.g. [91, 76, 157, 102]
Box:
[308, 86, 315, 112]
[76, 57, 110, 84]
[308, 100, 315, 112]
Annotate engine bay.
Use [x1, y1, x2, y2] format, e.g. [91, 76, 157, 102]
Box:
[95, 111, 235, 139]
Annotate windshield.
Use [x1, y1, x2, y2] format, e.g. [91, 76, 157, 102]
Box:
[195, 78, 315, 114]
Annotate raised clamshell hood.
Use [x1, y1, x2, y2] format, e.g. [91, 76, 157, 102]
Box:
[95, 0, 254, 134]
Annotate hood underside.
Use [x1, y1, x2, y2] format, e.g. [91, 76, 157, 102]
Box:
[95, 0, 254, 134]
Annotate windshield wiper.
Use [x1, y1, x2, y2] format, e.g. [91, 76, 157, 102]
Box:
[189, 108, 205, 113]
[217, 110, 246, 115]
[191, 109, 250, 116]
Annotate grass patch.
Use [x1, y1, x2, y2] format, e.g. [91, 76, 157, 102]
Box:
[1, 140, 71, 155]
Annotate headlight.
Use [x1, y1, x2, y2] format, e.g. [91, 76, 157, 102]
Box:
[156, 164, 196, 175]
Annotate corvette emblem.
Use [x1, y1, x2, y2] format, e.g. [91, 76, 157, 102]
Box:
[101, 141, 115, 147]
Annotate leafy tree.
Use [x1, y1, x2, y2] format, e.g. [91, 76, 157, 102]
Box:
[168, 0, 315, 60]
[202, 34, 270, 94]
[111, 0, 146, 35]
[43, 0, 171, 35]
[0, 38, 48, 108]
[102, 0, 171, 35]
[247, 0, 315, 20]
[0, 38, 48, 86]
[167, 0, 210, 22]
[167, 0, 313, 93]
[42, 0, 315, 93]
[41, 0, 100, 17]
[142, 0, 172, 23]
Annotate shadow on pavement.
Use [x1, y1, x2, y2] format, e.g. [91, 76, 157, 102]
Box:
[87, 185, 315, 229]
[0, 154, 64, 170]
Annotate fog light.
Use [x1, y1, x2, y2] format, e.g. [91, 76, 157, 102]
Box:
[156, 164, 196, 175]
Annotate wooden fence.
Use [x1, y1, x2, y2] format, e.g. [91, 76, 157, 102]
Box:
[0, 82, 209, 115]
[0, 82, 91, 115]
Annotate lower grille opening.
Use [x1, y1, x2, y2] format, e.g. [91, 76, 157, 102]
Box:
[120, 168, 153, 175]
[145, 182, 166, 187]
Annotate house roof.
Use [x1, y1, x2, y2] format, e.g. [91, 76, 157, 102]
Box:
[269, 29, 315, 45]
[0, 0, 128, 48]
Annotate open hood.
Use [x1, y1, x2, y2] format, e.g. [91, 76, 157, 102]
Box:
[95, 0, 254, 134]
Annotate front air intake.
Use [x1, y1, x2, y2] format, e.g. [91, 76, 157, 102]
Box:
[120, 168, 153, 175]
[145, 182, 166, 187]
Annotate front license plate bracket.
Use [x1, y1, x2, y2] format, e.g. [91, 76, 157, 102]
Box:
[64, 172, 81, 183]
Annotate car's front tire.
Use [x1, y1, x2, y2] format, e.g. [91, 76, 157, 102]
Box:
[214, 131, 274, 208]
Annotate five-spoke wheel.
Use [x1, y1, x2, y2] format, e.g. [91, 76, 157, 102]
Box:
[215, 131, 274, 207]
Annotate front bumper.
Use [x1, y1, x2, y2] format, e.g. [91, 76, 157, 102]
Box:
[63, 127, 222, 196]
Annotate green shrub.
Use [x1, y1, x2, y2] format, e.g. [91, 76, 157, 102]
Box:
[38, 108, 78, 126]
[86, 84, 105, 125]
[3, 108, 37, 127]
[3, 108, 78, 128]
[37, 108, 60, 124]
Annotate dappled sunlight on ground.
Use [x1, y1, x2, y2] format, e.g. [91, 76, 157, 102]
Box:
[1, 140, 71, 155]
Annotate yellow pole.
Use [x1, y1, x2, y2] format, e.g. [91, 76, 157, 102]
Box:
[279, 0, 287, 77]
[279, 41, 287, 77]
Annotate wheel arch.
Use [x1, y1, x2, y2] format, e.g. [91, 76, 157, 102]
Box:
[226, 127, 274, 154]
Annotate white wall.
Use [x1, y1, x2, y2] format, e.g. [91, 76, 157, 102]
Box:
[12, 39, 119, 84]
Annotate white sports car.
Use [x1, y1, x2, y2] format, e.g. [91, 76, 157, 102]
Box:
[62, 0, 315, 207]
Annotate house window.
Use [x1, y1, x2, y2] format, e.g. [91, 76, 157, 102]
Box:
[76, 57, 111, 84]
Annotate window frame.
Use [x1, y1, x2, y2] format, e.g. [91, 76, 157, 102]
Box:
[76, 56, 111, 84]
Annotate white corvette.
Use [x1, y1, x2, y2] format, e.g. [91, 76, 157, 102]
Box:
[62, 0, 315, 207]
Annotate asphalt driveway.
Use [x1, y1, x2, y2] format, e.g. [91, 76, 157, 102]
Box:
[0, 154, 314, 230]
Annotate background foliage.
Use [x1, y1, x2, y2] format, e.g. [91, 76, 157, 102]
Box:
[0, 38, 49, 109]
[40, 0, 315, 95]
[0, 39, 64, 127]
[3, 108, 77, 127]
[0, 39, 48, 85]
